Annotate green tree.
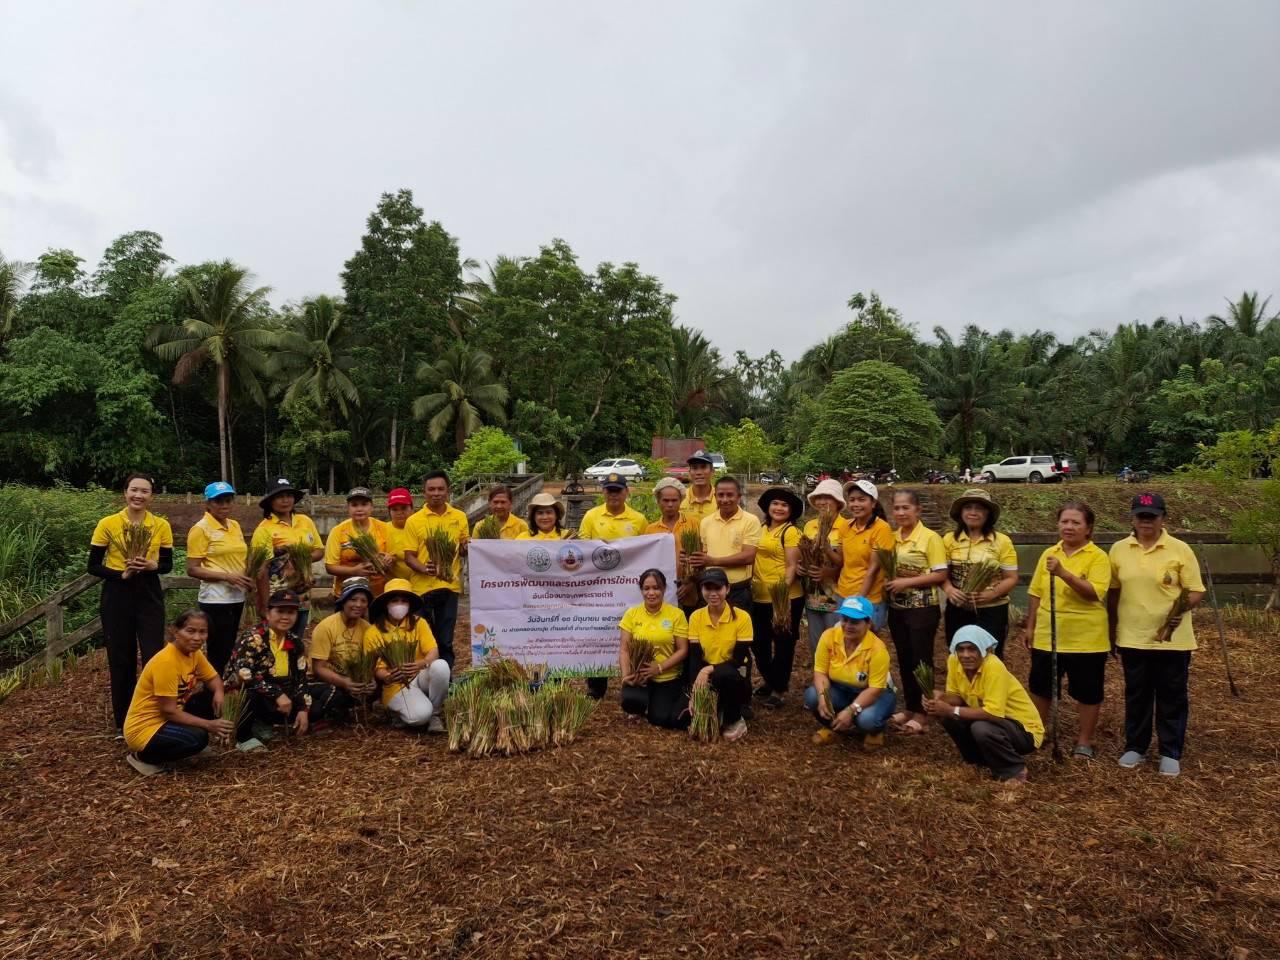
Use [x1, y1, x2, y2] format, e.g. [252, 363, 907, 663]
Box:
[664, 325, 727, 435]
[451, 425, 522, 478]
[274, 295, 360, 418]
[412, 341, 508, 454]
[805, 361, 941, 475]
[917, 325, 1019, 470]
[0, 250, 32, 349]
[1231, 475, 1280, 611]
[721, 418, 781, 480]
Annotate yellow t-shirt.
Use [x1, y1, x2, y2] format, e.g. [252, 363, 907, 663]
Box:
[814, 626, 892, 689]
[699, 508, 764, 584]
[836, 516, 895, 601]
[680, 488, 716, 524]
[385, 523, 416, 583]
[404, 505, 470, 594]
[518, 529, 570, 541]
[941, 530, 1019, 608]
[578, 504, 648, 541]
[90, 510, 174, 571]
[473, 514, 531, 540]
[364, 618, 438, 705]
[307, 612, 370, 673]
[251, 512, 322, 553]
[619, 602, 688, 683]
[1109, 532, 1206, 651]
[887, 522, 948, 609]
[324, 517, 391, 597]
[945, 653, 1045, 748]
[186, 512, 247, 604]
[751, 523, 803, 602]
[1028, 541, 1111, 653]
[123, 643, 217, 752]
[687, 606, 752, 664]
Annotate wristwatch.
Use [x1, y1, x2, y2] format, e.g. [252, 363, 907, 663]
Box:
[953, 706, 961, 718]
[852, 703, 863, 716]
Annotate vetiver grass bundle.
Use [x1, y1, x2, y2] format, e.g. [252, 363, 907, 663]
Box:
[769, 579, 792, 632]
[689, 686, 720, 742]
[241, 543, 272, 624]
[285, 541, 315, 590]
[105, 522, 153, 563]
[474, 515, 503, 540]
[337, 646, 378, 686]
[799, 514, 835, 593]
[348, 531, 389, 576]
[480, 654, 530, 693]
[1154, 588, 1192, 644]
[445, 680, 481, 752]
[960, 559, 1002, 610]
[912, 661, 934, 697]
[424, 529, 458, 583]
[874, 546, 899, 582]
[626, 635, 655, 680]
[375, 630, 419, 672]
[467, 690, 498, 757]
[544, 682, 596, 746]
[494, 689, 534, 755]
[678, 528, 703, 606]
[219, 688, 250, 747]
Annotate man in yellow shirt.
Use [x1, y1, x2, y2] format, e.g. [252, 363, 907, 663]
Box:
[691, 475, 762, 610]
[577, 473, 648, 541]
[680, 450, 717, 523]
[924, 625, 1043, 785]
[403, 471, 470, 668]
[472, 484, 531, 539]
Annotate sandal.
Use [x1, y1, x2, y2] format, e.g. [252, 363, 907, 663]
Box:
[890, 711, 911, 727]
[901, 718, 925, 735]
[1072, 744, 1096, 760]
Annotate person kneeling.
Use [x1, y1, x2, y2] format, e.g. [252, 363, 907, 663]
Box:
[804, 595, 896, 749]
[124, 609, 235, 776]
[687, 568, 753, 742]
[365, 578, 449, 732]
[619, 568, 690, 729]
[923, 625, 1044, 785]
[307, 577, 378, 720]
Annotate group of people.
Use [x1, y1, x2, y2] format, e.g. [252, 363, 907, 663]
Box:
[94, 450, 1208, 785]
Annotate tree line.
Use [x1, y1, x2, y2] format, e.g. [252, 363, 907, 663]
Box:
[2, 187, 1278, 492]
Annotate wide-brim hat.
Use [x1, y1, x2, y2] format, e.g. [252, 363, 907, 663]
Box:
[527, 492, 565, 522]
[843, 479, 879, 502]
[758, 486, 804, 522]
[807, 478, 846, 506]
[369, 577, 423, 621]
[259, 477, 306, 510]
[949, 488, 1001, 525]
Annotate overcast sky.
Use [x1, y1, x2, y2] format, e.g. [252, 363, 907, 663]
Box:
[3, 2, 1279, 360]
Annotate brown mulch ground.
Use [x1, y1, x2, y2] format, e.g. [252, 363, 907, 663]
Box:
[0, 609, 1277, 960]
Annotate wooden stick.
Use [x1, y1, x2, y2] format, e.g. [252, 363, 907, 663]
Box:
[1200, 553, 1241, 698]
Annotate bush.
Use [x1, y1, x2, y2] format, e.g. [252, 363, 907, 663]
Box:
[451, 427, 522, 479]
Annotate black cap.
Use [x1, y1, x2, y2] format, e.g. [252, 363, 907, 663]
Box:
[602, 472, 629, 490]
[687, 449, 713, 466]
[1130, 492, 1167, 516]
[700, 567, 730, 588]
[346, 486, 373, 502]
[267, 589, 302, 609]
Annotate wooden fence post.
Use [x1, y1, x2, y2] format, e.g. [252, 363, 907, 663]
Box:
[45, 603, 63, 667]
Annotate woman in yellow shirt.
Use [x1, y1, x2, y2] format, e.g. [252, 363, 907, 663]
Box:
[324, 487, 394, 598]
[803, 595, 897, 748]
[1023, 500, 1112, 759]
[749, 487, 804, 708]
[618, 569, 690, 729]
[941, 488, 1020, 659]
[364, 578, 450, 732]
[686, 568, 753, 742]
[923, 625, 1043, 785]
[88, 472, 175, 733]
[251, 477, 323, 639]
[187, 480, 252, 675]
[826, 479, 894, 630]
[801, 479, 848, 654]
[519, 492, 571, 540]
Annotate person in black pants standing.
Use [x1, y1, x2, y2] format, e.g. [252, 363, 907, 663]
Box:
[88, 473, 174, 734]
[186, 480, 254, 675]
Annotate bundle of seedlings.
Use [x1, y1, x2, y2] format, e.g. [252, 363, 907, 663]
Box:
[466, 689, 498, 758]
[688, 685, 720, 742]
[348, 531, 389, 576]
[106, 522, 153, 564]
[960, 559, 1002, 610]
[544, 682, 596, 746]
[912, 661, 935, 698]
[494, 688, 534, 755]
[285, 541, 315, 591]
[241, 544, 272, 624]
[424, 529, 458, 583]
[445, 680, 480, 752]
[479, 654, 530, 693]
[798, 515, 835, 593]
[474, 515, 503, 540]
[626, 635, 656, 682]
[1154, 589, 1192, 644]
[525, 685, 550, 748]
[769, 579, 792, 632]
[219, 687, 250, 747]
[678, 528, 703, 606]
[375, 630, 420, 676]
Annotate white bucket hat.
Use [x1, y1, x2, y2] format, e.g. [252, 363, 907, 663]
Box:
[806, 478, 845, 506]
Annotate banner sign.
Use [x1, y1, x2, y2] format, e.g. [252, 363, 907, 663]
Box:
[467, 533, 677, 677]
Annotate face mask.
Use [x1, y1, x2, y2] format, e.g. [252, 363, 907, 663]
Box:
[387, 601, 410, 620]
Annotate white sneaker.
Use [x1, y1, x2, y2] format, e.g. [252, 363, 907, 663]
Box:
[723, 719, 748, 743]
[1117, 750, 1145, 769]
[126, 753, 165, 777]
[1158, 756, 1181, 777]
[427, 715, 445, 734]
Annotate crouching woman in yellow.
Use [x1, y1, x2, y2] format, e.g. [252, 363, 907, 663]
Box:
[923, 625, 1044, 785]
[365, 579, 450, 732]
[123, 610, 235, 776]
[618, 568, 690, 729]
[804, 595, 896, 748]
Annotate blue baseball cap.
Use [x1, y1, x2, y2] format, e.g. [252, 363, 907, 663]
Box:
[837, 595, 875, 621]
[204, 481, 236, 500]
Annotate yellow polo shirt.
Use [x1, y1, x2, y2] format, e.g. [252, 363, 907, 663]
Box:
[836, 517, 895, 601]
[1109, 532, 1205, 651]
[619, 602, 688, 682]
[886, 522, 948, 609]
[90, 509, 174, 571]
[404, 505, 470, 594]
[699, 507, 763, 584]
[518, 529, 570, 541]
[578, 503, 648, 541]
[687, 606, 752, 664]
[751, 523, 803, 602]
[945, 653, 1044, 748]
[1028, 541, 1111, 653]
[307, 611, 370, 672]
[802, 514, 848, 612]
[364, 618, 438, 705]
[941, 530, 1019, 608]
[123, 643, 217, 752]
[680, 487, 716, 524]
[385, 523, 416, 583]
[473, 513, 531, 540]
[647, 516, 699, 567]
[251, 512, 321, 554]
[324, 517, 391, 597]
[814, 626, 891, 690]
[186, 512, 247, 604]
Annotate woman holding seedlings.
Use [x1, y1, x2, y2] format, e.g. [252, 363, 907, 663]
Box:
[827, 480, 894, 630]
[1108, 493, 1205, 778]
[618, 569, 690, 729]
[686, 568, 753, 742]
[308, 577, 377, 714]
[473, 484, 530, 539]
[750, 487, 805, 708]
[88, 473, 175, 734]
[364, 578, 450, 732]
[923, 625, 1043, 784]
[801, 479, 849, 653]
[186, 481, 252, 675]
[324, 487, 393, 599]
[519, 492, 571, 540]
[123, 609, 235, 776]
[884, 490, 949, 735]
[1023, 500, 1112, 759]
[941, 489, 1020, 658]
[804, 595, 897, 748]
[250, 477, 323, 639]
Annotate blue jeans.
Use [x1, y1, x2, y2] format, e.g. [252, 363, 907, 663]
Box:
[804, 680, 896, 733]
[138, 721, 209, 764]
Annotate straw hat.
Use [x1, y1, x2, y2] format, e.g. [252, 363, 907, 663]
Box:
[949, 488, 1001, 525]
[527, 492, 565, 523]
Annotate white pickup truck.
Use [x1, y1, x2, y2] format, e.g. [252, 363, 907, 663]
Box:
[979, 455, 1066, 484]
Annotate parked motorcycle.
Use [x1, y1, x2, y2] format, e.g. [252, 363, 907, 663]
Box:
[1115, 467, 1151, 484]
[924, 470, 957, 484]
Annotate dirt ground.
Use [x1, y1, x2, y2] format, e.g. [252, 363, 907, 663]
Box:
[0, 608, 1276, 959]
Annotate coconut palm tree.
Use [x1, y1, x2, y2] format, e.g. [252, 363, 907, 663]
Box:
[1209, 291, 1280, 366]
[916, 325, 1019, 471]
[0, 250, 32, 348]
[147, 261, 274, 482]
[273, 295, 361, 419]
[412, 341, 509, 454]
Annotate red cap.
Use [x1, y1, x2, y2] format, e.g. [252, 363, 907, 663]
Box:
[387, 487, 414, 507]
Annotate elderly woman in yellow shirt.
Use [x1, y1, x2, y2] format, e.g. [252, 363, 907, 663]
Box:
[749, 487, 805, 708]
[187, 480, 253, 676]
[801, 479, 849, 652]
[1023, 500, 1112, 759]
[803, 595, 897, 748]
[941, 488, 1020, 659]
[618, 568, 690, 729]
[923, 625, 1044, 784]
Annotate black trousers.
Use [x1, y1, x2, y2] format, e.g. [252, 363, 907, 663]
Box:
[943, 602, 1010, 662]
[750, 596, 805, 695]
[241, 681, 340, 740]
[620, 679, 690, 729]
[1120, 648, 1192, 760]
[199, 601, 244, 676]
[942, 715, 1035, 780]
[101, 576, 167, 729]
[420, 589, 460, 667]
[709, 662, 749, 726]
[888, 604, 941, 713]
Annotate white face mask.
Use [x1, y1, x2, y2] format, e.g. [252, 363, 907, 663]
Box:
[387, 601, 410, 621]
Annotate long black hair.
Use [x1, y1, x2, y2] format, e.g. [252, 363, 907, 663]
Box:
[953, 499, 997, 539]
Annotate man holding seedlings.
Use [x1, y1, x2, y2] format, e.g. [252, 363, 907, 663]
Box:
[680, 450, 717, 523]
[403, 471, 470, 669]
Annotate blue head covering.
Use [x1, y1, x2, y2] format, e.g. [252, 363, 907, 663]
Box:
[949, 624, 999, 657]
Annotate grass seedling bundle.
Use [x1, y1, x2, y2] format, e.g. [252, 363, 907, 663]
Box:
[376, 630, 419, 672]
[285, 541, 315, 590]
[689, 685, 720, 742]
[348, 531, 389, 576]
[219, 688, 250, 747]
[424, 529, 458, 583]
[543, 682, 596, 746]
[960, 559, 1002, 610]
[678, 528, 703, 606]
[912, 661, 934, 697]
[799, 514, 835, 594]
[494, 689, 534, 755]
[474, 515, 503, 540]
[106, 522, 153, 563]
[467, 689, 498, 758]
[769, 579, 792, 632]
[1154, 589, 1192, 644]
[445, 680, 481, 752]
[480, 654, 530, 693]
[626, 635, 655, 681]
